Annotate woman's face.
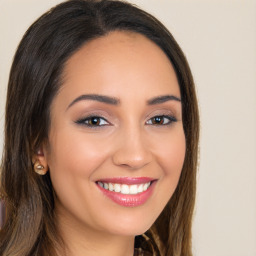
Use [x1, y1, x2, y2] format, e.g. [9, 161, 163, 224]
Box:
[42, 31, 186, 236]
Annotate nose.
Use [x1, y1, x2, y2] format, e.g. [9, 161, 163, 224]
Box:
[112, 127, 152, 170]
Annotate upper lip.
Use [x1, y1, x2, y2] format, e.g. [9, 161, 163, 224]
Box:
[96, 177, 156, 185]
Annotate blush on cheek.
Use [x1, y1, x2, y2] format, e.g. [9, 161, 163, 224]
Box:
[50, 129, 107, 170]
[160, 138, 186, 176]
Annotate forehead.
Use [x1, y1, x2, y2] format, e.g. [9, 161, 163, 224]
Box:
[59, 31, 180, 103]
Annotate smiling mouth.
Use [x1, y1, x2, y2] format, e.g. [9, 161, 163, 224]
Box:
[97, 181, 152, 195]
[95, 177, 156, 207]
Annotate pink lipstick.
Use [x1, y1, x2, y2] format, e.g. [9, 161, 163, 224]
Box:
[96, 177, 156, 207]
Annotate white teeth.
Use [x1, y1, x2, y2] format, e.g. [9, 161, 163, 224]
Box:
[138, 184, 143, 193]
[114, 184, 121, 193]
[143, 182, 150, 191]
[130, 185, 138, 194]
[121, 184, 130, 194]
[98, 181, 152, 195]
[109, 183, 114, 191]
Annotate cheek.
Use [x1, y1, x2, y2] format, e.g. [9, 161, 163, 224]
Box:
[47, 130, 109, 176]
[152, 128, 186, 197]
[44, 129, 113, 223]
[153, 128, 186, 176]
[45, 129, 113, 202]
[165, 134, 186, 176]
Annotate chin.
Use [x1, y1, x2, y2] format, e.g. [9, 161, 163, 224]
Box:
[101, 211, 157, 237]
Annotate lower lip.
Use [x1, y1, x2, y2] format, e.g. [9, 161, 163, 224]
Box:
[97, 182, 156, 207]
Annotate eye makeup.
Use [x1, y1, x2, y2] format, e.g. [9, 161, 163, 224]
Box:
[146, 115, 177, 126]
[74, 113, 177, 129]
[72, 101, 180, 130]
[75, 115, 111, 127]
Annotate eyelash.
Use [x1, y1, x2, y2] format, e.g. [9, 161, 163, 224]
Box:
[146, 115, 177, 125]
[75, 115, 177, 128]
[75, 116, 110, 127]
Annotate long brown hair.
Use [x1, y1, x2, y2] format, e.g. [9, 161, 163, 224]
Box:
[0, 1, 199, 255]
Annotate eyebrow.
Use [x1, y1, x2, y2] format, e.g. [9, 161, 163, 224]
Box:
[67, 93, 181, 110]
[147, 95, 181, 105]
[67, 94, 120, 110]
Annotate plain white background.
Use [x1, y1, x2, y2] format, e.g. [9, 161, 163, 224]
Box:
[0, 1, 256, 255]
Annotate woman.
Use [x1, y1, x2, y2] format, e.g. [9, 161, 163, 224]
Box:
[0, 0, 199, 255]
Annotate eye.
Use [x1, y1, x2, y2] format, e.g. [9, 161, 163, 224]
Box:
[146, 115, 177, 126]
[75, 116, 110, 127]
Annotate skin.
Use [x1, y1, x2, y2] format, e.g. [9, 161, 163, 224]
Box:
[37, 31, 186, 256]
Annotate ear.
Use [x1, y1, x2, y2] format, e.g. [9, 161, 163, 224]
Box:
[33, 146, 49, 175]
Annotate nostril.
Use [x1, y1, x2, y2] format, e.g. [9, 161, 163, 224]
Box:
[112, 155, 151, 170]
[111, 134, 152, 169]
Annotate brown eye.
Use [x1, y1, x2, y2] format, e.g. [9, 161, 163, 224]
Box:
[146, 115, 177, 126]
[152, 116, 164, 125]
[75, 116, 109, 127]
[88, 117, 101, 125]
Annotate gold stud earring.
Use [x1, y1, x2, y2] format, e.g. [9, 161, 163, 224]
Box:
[34, 160, 48, 175]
